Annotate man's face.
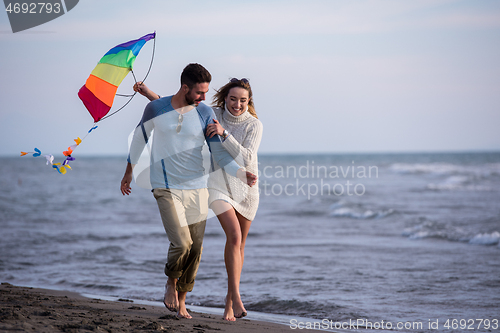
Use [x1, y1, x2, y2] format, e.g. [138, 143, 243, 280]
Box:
[184, 82, 209, 106]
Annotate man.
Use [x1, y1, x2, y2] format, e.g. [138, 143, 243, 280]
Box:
[120, 63, 256, 318]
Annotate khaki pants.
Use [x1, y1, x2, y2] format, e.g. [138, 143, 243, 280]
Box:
[153, 188, 208, 292]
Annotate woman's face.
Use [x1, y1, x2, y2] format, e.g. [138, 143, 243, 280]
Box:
[225, 87, 250, 117]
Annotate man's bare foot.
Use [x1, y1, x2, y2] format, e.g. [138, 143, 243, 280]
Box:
[223, 295, 235, 321]
[163, 279, 178, 312]
[177, 291, 192, 319]
[177, 306, 192, 319]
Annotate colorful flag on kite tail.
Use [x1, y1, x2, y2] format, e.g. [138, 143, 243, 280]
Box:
[21, 32, 156, 174]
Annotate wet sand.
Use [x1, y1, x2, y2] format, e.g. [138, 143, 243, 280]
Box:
[0, 283, 318, 332]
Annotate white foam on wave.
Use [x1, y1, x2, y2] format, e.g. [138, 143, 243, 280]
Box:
[404, 231, 431, 240]
[329, 206, 394, 220]
[402, 218, 500, 247]
[401, 220, 449, 240]
[469, 231, 500, 246]
[427, 175, 469, 190]
[390, 163, 462, 175]
[390, 162, 500, 177]
[391, 162, 500, 192]
[427, 176, 493, 191]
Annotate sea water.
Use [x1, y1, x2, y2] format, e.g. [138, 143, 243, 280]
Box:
[1, 152, 499, 332]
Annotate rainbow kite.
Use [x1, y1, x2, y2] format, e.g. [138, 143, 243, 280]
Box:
[78, 32, 156, 123]
[22, 32, 156, 174]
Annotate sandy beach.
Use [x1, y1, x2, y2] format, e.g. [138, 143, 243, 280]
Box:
[0, 283, 319, 333]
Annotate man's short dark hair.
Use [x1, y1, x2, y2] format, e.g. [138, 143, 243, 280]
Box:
[181, 63, 212, 88]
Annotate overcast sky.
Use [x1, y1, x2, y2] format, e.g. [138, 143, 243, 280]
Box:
[1, 0, 499, 157]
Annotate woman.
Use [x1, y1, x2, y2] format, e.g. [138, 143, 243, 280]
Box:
[134, 79, 263, 321]
[205, 78, 263, 321]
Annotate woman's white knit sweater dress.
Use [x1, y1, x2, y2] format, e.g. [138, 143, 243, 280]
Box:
[208, 106, 263, 220]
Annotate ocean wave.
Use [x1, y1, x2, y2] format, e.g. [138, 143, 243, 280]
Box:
[390, 163, 461, 175]
[402, 218, 467, 241]
[390, 162, 500, 177]
[244, 297, 349, 320]
[389, 162, 500, 174]
[402, 218, 500, 247]
[85, 234, 134, 242]
[68, 282, 122, 292]
[69, 245, 127, 263]
[426, 175, 493, 191]
[285, 210, 327, 217]
[469, 232, 500, 246]
[390, 163, 500, 192]
[92, 245, 125, 255]
[329, 203, 394, 220]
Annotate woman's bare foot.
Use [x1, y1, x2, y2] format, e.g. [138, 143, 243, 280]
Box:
[163, 278, 178, 312]
[232, 296, 247, 319]
[234, 310, 247, 318]
[223, 295, 235, 321]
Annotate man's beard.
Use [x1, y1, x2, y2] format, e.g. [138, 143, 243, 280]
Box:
[184, 91, 199, 105]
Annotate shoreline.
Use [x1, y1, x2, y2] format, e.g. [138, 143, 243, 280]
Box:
[0, 283, 321, 332]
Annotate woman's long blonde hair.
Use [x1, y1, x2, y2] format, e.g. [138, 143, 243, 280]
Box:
[212, 78, 257, 119]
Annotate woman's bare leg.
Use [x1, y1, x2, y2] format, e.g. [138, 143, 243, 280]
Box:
[212, 200, 252, 320]
[233, 210, 251, 318]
